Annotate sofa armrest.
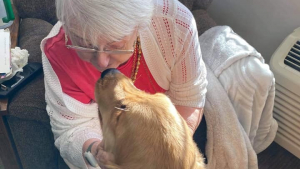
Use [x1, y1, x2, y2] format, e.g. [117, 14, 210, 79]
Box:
[13, 0, 57, 25]
[7, 18, 53, 122]
[8, 72, 49, 122]
[18, 18, 53, 63]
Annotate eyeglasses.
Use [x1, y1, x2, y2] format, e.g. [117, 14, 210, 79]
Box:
[65, 34, 135, 55]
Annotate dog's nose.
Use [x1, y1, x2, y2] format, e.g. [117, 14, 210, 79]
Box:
[101, 68, 120, 79]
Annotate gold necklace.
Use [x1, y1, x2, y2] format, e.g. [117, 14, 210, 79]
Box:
[131, 36, 141, 83]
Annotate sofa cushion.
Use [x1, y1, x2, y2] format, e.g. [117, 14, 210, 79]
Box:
[6, 117, 61, 169]
[19, 18, 53, 63]
[193, 0, 213, 10]
[192, 9, 216, 35]
[8, 73, 49, 123]
[13, 0, 57, 25]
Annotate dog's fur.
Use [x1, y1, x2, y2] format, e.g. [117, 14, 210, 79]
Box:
[95, 70, 205, 169]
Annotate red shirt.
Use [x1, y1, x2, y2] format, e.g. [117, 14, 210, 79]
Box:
[44, 28, 166, 104]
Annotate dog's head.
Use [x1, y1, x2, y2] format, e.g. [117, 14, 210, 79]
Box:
[95, 68, 205, 168]
[95, 69, 183, 153]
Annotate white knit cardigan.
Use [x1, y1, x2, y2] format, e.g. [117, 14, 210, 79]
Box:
[40, 0, 207, 168]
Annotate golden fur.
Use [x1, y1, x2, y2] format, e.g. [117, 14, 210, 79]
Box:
[95, 71, 205, 169]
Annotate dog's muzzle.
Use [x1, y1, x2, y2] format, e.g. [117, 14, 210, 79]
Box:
[101, 68, 120, 79]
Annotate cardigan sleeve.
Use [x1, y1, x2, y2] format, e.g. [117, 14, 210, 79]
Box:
[44, 71, 103, 169]
[41, 23, 103, 168]
[41, 33, 102, 168]
[165, 2, 207, 108]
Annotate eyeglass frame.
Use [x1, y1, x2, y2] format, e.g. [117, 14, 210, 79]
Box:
[65, 34, 135, 55]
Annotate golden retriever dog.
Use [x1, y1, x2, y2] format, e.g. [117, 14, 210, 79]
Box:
[95, 68, 205, 169]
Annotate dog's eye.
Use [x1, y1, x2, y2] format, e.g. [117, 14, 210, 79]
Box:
[114, 104, 129, 111]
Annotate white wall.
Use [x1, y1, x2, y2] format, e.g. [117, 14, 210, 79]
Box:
[207, 0, 300, 63]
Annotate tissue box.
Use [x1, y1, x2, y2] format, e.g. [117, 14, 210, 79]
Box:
[0, 29, 11, 78]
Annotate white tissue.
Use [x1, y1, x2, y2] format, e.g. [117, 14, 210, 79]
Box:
[11, 47, 29, 72]
[0, 47, 29, 84]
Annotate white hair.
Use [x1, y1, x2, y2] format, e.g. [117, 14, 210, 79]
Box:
[56, 0, 154, 46]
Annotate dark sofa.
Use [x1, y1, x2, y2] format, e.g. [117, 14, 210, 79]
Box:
[4, 0, 216, 168]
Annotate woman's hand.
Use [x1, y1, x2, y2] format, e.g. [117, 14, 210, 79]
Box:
[83, 139, 117, 169]
[94, 141, 117, 169]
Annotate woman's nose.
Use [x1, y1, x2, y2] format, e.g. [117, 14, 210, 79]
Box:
[92, 52, 110, 68]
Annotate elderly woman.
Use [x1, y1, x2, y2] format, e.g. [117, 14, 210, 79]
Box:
[41, 0, 207, 168]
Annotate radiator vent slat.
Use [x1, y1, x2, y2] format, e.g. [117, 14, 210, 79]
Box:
[273, 107, 300, 128]
[274, 96, 300, 120]
[284, 41, 300, 72]
[275, 84, 300, 109]
[295, 43, 300, 50]
[273, 81, 300, 158]
[286, 55, 300, 65]
[277, 127, 300, 146]
[291, 48, 300, 56]
[277, 128, 300, 147]
[274, 96, 300, 119]
[274, 113, 300, 136]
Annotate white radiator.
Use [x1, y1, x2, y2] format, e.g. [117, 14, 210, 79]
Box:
[270, 27, 300, 159]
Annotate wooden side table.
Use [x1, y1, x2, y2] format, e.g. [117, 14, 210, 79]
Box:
[0, 5, 22, 169]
